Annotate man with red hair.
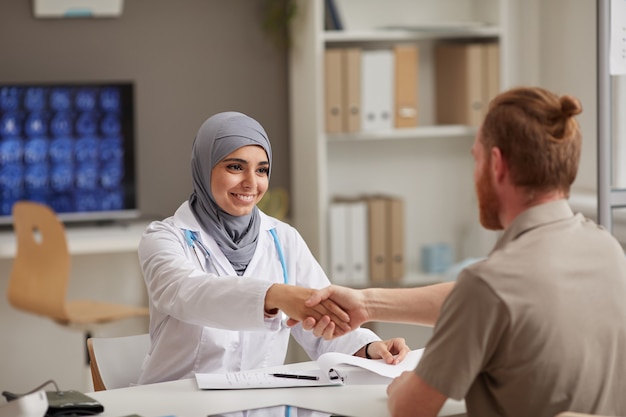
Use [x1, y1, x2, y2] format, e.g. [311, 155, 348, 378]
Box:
[299, 87, 626, 417]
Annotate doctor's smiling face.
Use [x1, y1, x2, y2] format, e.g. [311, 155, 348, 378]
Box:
[211, 145, 269, 217]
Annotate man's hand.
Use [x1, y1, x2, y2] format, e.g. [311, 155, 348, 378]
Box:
[387, 371, 447, 417]
[285, 285, 369, 339]
[265, 284, 351, 334]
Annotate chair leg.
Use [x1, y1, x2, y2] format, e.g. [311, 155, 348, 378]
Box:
[85, 332, 92, 366]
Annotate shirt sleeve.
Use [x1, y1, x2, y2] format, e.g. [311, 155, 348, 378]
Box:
[415, 270, 510, 400]
[138, 220, 272, 330]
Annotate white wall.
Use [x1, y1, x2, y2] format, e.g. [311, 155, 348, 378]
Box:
[537, 0, 598, 194]
[534, 1, 626, 244]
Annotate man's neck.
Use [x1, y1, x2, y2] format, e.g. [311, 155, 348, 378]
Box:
[500, 189, 566, 229]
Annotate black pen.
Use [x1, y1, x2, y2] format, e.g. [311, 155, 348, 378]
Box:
[270, 373, 319, 381]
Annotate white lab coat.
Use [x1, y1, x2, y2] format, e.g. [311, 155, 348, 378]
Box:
[137, 201, 378, 384]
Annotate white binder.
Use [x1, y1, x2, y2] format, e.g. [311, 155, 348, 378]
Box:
[329, 202, 349, 284]
[347, 200, 369, 286]
[361, 49, 394, 131]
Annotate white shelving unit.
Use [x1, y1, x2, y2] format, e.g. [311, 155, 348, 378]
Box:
[288, 0, 516, 286]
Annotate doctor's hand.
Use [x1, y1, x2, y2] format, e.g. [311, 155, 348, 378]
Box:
[356, 338, 410, 365]
[286, 285, 370, 339]
[265, 284, 352, 335]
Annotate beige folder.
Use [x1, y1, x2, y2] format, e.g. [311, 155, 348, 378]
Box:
[342, 47, 361, 133]
[386, 197, 405, 283]
[484, 42, 501, 109]
[367, 197, 387, 283]
[325, 48, 343, 133]
[435, 42, 499, 127]
[393, 45, 418, 128]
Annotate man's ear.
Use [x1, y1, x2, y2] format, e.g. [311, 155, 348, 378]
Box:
[490, 147, 507, 182]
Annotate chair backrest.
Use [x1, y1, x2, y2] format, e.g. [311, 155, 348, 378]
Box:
[555, 413, 617, 417]
[8, 201, 71, 322]
[87, 333, 150, 391]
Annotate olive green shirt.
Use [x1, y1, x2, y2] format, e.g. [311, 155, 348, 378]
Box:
[416, 200, 626, 417]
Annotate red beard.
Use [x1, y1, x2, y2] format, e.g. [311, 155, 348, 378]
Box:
[476, 161, 503, 230]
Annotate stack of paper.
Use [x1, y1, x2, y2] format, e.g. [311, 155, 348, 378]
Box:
[195, 348, 424, 390]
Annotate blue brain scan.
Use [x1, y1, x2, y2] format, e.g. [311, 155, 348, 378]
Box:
[101, 161, 123, 188]
[25, 111, 48, 137]
[101, 113, 121, 136]
[100, 87, 121, 112]
[75, 190, 100, 211]
[0, 87, 20, 111]
[100, 137, 123, 162]
[0, 137, 23, 165]
[50, 111, 73, 137]
[0, 83, 134, 222]
[75, 88, 97, 111]
[0, 112, 22, 137]
[24, 88, 46, 111]
[0, 164, 23, 191]
[101, 189, 124, 210]
[24, 137, 49, 165]
[24, 163, 49, 192]
[75, 136, 99, 163]
[49, 137, 74, 163]
[75, 163, 98, 190]
[50, 88, 72, 111]
[50, 163, 74, 192]
[76, 112, 98, 136]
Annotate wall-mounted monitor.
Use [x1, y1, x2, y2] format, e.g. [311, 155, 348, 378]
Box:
[0, 81, 138, 225]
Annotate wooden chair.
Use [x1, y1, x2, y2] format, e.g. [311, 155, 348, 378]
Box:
[7, 201, 149, 328]
[556, 413, 619, 417]
[87, 333, 150, 391]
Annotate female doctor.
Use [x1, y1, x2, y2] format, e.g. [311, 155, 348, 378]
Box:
[136, 111, 409, 384]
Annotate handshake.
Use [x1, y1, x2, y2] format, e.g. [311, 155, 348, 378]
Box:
[265, 282, 452, 340]
[264, 284, 368, 340]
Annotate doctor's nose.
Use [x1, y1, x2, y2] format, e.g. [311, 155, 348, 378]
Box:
[241, 170, 256, 188]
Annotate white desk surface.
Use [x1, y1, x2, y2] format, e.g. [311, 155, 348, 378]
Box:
[0, 221, 150, 258]
[87, 362, 466, 417]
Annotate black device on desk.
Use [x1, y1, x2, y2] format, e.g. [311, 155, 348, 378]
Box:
[2, 380, 104, 417]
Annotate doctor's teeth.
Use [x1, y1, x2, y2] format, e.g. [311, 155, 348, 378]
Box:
[234, 194, 255, 201]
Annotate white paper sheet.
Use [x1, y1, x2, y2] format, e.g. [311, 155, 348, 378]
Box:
[195, 348, 424, 390]
[195, 369, 341, 389]
[316, 348, 424, 379]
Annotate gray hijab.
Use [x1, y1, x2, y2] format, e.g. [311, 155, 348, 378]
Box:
[189, 112, 272, 275]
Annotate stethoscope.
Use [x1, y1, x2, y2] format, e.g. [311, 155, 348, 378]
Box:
[183, 229, 218, 273]
[182, 227, 288, 285]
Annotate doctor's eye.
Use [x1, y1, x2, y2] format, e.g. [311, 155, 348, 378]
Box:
[256, 166, 269, 176]
[226, 163, 244, 172]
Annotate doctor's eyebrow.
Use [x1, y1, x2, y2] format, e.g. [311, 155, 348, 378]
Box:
[221, 157, 269, 167]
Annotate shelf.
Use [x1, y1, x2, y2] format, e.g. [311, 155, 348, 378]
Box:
[289, 0, 509, 272]
[327, 125, 477, 143]
[323, 26, 501, 44]
[0, 220, 150, 258]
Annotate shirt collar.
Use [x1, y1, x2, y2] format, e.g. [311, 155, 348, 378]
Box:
[492, 199, 575, 252]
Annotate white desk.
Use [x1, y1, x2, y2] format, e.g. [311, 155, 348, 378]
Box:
[87, 363, 466, 417]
